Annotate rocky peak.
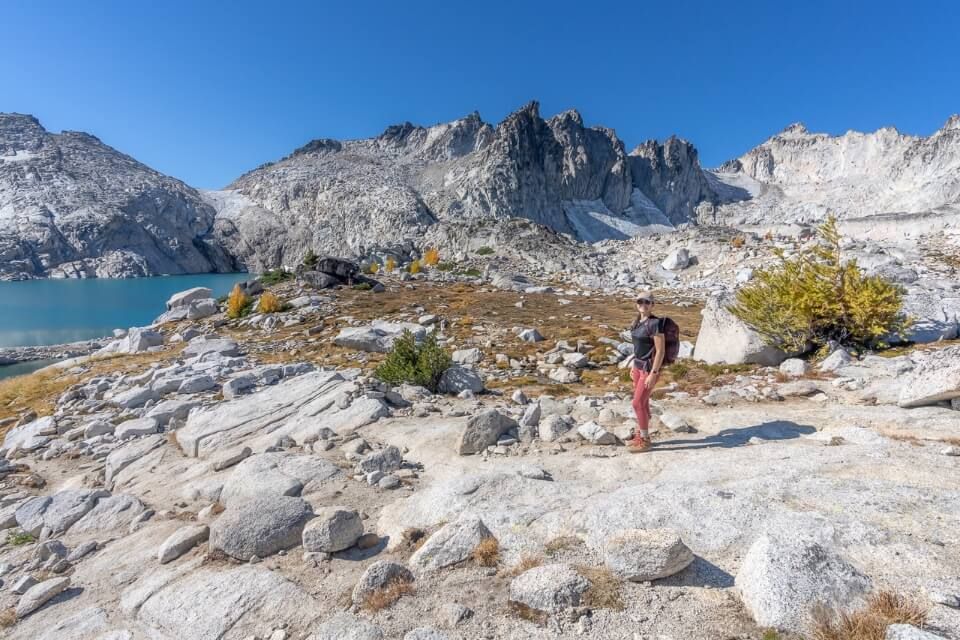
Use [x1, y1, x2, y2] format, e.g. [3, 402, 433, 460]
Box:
[941, 114, 960, 132]
[288, 138, 343, 158]
[778, 122, 809, 137]
[0, 113, 48, 154]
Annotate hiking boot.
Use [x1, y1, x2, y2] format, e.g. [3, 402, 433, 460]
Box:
[627, 437, 652, 453]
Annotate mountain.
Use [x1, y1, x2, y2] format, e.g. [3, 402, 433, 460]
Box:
[0, 114, 235, 279]
[212, 102, 715, 272]
[704, 116, 960, 226]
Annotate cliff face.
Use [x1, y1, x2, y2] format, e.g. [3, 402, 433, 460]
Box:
[215, 101, 714, 270]
[706, 116, 960, 225]
[0, 114, 235, 279]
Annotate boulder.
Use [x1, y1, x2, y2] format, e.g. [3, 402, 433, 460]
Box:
[177, 375, 217, 395]
[603, 529, 694, 581]
[302, 507, 364, 553]
[83, 420, 115, 438]
[112, 386, 159, 409]
[452, 348, 482, 364]
[735, 532, 871, 633]
[352, 560, 414, 605]
[182, 337, 241, 358]
[509, 564, 589, 613]
[438, 365, 484, 395]
[548, 367, 580, 383]
[158, 524, 210, 564]
[661, 248, 690, 271]
[219, 452, 341, 505]
[539, 414, 574, 441]
[577, 421, 617, 445]
[209, 495, 314, 560]
[409, 516, 495, 572]
[457, 410, 518, 455]
[166, 287, 213, 310]
[186, 298, 218, 320]
[779, 358, 810, 377]
[518, 328, 544, 343]
[898, 346, 960, 408]
[819, 348, 853, 372]
[306, 613, 384, 640]
[898, 292, 960, 343]
[22, 488, 110, 535]
[693, 295, 788, 366]
[356, 446, 403, 474]
[115, 417, 159, 440]
[16, 576, 70, 618]
[120, 328, 163, 353]
[146, 400, 198, 426]
[69, 494, 147, 534]
[223, 375, 256, 399]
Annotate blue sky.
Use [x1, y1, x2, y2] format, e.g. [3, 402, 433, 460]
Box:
[3, 0, 959, 189]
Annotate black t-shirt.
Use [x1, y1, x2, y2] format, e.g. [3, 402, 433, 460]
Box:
[631, 316, 663, 371]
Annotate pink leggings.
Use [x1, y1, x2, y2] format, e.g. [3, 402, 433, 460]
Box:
[630, 368, 652, 432]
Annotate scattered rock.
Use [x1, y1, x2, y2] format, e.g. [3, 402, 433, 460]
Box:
[518, 328, 544, 343]
[302, 507, 364, 553]
[603, 529, 695, 581]
[16, 576, 70, 618]
[577, 421, 617, 445]
[158, 524, 210, 564]
[779, 358, 810, 377]
[357, 446, 403, 474]
[548, 367, 580, 383]
[209, 495, 314, 560]
[886, 625, 948, 639]
[410, 516, 495, 572]
[115, 417, 159, 440]
[211, 446, 253, 471]
[438, 365, 484, 395]
[352, 560, 414, 606]
[457, 409, 518, 455]
[509, 564, 589, 613]
[694, 295, 788, 366]
[898, 346, 960, 408]
[307, 612, 384, 640]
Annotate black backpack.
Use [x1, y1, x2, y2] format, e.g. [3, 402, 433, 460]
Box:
[660, 317, 681, 364]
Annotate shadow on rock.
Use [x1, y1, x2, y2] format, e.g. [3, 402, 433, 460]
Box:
[654, 420, 816, 451]
[657, 556, 735, 588]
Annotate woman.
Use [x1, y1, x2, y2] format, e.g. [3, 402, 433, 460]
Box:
[627, 290, 665, 453]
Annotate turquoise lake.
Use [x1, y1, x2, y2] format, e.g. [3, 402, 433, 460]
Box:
[0, 273, 251, 349]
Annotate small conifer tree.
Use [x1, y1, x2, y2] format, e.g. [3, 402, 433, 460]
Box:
[423, 248, 440, 266]
[409, 259, 421, 274]
[257, 291, 282, 314]
[302, 248, 318, 268]
[731, 216, 909, 352]
[374, 330, 451, 392]
[385, 256, 396, 272]
[227, 284, 251, 319]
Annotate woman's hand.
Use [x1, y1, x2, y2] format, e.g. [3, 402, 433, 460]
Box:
[644, 372, 659, 390]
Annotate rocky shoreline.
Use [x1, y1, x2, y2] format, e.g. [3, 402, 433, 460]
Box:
[0, 339, 105, 367]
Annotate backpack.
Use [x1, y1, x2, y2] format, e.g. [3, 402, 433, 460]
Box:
[660, 317, 681, 365]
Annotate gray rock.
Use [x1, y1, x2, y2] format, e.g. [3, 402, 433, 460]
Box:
[178, 375, 217, 395]
[211, 446, 252, 471]
[136, 566, 316, 640]
[661, 248, 690, 270]
[659, 411, 695, 432]
[182, 337, 241, 358]
[114, 417, 159, 440]
[223, 375, 256, 399]
[112, 385, 159, 409]
[819, 348, 854, 372]
[438, 365, 484, 395]
[509, 564, 589, 613]
[693, 295, 788, 366]
[898, 346, 960, 408]
[886, 625, 948, 639]
[457, 410, 518, 455]
[898, 292, 960, 343]
[378, 475, 401, 490]
[518, 328, 545, 343]
[452, 348, 482, 364]
[219, 452, 341, 505]
[539, 414, 574, 441]
[577, 420, 617, 445]
[158, 524, 210, 564]
[209, 495, 314, 560]
[779, 358, 810, 377]
[352, 560, 414, 606]
[69, 494, 146, 533]
[83, 420, 115, 438]
[67, 541, 98, 562]
[438, 602, 473, 627]
[603, 529, 694, 581]
[167, 287, 213, 310]
[777, 380, 820, 397]
[306, 613, 384, 640]
[410, 516, 494, 572]
[302, 507, 364, 553]
[356, 446, 403, 474]
[104, 435, 165, 484]
[119, 328, 163, 353]
[186, 298, 218, 320]
[549, 366, 580, 383]
[736, 532, 871, 633]
[16, 576, 70, 618]
[12, 574, 37, 594]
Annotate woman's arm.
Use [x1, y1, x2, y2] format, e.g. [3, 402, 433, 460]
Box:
[646, 333, 666, 389]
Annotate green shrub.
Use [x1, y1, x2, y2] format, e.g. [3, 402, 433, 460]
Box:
[302, 248, 318, 268]
[731, 216, 909, 353]
[435, 262, 455, 272]
[6, 531, 34, 546]
[258, 269, 293, 286]
[476, 246, 495, 255]
[374, 330, 452, 392]
[456, 268, 483, 278]
[353, 282, 372, 291]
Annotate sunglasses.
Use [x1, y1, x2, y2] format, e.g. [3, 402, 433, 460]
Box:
[636, 299, 653, 305]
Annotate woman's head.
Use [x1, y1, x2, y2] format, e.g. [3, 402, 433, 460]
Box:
[635, 290, 654, 316]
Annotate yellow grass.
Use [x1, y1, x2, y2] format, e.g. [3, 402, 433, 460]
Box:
[576, 565, 624, 611]
[504, 554, 543, 577]
[810, 591, 928, 640]
[360, 577, 415, 613]
[423, 248, 440, 266]
[257, 290, 283, 313]
[472, 537, 500, 567]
